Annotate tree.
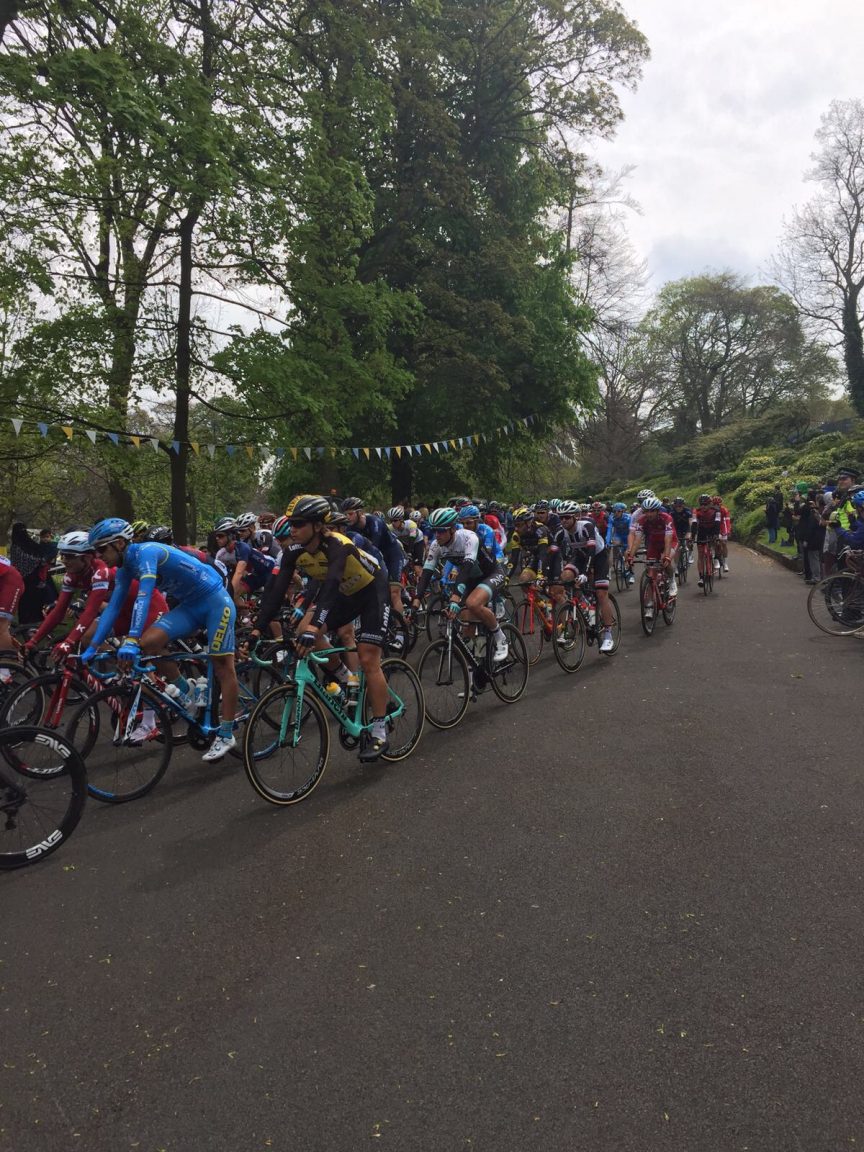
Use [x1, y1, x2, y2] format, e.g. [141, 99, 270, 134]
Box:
[638, 272, 837, 442]
[772, 99, 864, 414]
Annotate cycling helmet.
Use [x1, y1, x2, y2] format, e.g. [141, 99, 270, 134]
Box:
[642, 496, 663, 511]
[236, 512, 257, 530]
[488, 500, 502, 514]
[130, 519, 149, 537]
[272, 515, 292, 539]
[387, 506, 406, 521]
[428, 507, 460, 530]
[558, 500, 579, 515]
[712, 495, 723, 505]
[214, 515, 237, 533]
[513, 506, 532, 522]
[458, 504, 480, 520]
[534, 499, 550, 510]
[673, 495, 685, 504]
[258, 512, 276, 527]
[581, 503, 592, 513]
[636, 489, 654, 501]
[612, 502, 627, 512]
[592, 501, 604, 510]
[340, 497, 364, 512]
[88, 518, 134, 547]
[698, 494, 711, 505]
[285, 494, 332, 523]
[148, 525, 174, 544]
[549, 498, 562, 511]
[58, 530, 94, 555]
[852, 490, 864, 507]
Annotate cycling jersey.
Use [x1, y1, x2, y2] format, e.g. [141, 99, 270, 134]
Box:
[716, 505, 732, 538]
[418, 528, 498, 597]
[691, 507, 722, 543]
[232, 538, 277, 591]
[473, 520, 504, 563]
[670, 507, 692, 540]
[548, 520, 607, 583]
[507, 524, 550, 576]
[0, 555, 24, 621]
[256, 531, 380, 632]
[390, 519, 426, 566]
[634, 511, 677, 558]
[605, 513, 631, 547]
[30, 558, 167, 646]
[354, 513, 404, 582]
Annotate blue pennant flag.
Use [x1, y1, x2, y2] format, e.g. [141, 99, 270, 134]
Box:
[226, 445, 237, 457]
[107, 432, 119, 445]
[352, 448, 360, 459]
[275, 447, 285, 459]
[171, 440, 180, 454]
[37, 422, 48, 437]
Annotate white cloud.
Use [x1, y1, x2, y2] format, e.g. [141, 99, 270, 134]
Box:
[593, 0, 864, 290]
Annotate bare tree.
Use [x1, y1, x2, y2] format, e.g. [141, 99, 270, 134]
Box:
[772, 99, 864, 413]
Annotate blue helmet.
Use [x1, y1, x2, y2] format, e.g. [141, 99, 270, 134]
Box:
[88, 518, 134, 547]
[851, 489, 864, 507]
[612, 502, 627, 512]
[458, 504, 480, 521]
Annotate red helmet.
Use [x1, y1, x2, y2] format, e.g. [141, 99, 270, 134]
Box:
[711, 495, 723, 506]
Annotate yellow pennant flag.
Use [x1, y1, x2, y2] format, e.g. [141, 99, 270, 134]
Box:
[245, 445, 255, 460]
[362, 447, 371, 460]
[395, 445, 402, 458]
[61, 426, 73, 440]
[130, 435, 141, 448]
[449, 439, 457, 449]
[290, 447, 298, 462]
[330, 447, 338, 459]
[190, 441, 200, 456]
[423, 442, 431, 453]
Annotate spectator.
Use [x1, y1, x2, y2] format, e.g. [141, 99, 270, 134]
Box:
[797, 492, 824, 584]
[39, 528, 59, 610]
[821, 466, 860, 576]
[765, 494, 780, 543]
[9, 521, 46, 624]
[780, 497, 795, 547]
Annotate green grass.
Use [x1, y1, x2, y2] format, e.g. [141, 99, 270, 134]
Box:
[754, 529, 799, 558]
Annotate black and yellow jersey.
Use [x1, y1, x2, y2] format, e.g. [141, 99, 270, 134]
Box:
[256, 531, 380, 632]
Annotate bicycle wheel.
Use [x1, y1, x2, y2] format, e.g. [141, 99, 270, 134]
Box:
[807, 572, 864, 635]
[489, 623, 529, 702]
[65, 683, 173, 803]
[416, 639, 471, 729]
[677, 549, 688, 586]
[662, 589, 677, 625]
[0, 671, 92, 737]
[0, 726, 88, 869]
[361, 658, 425, 761]
[243, 682, 330, 805]
[384, 609, 414, 657]
[516, 599, 545, 666]
[614, 553, 627, 593]
[425, 595, 448, 642]
[604, 593, 622, 652]
[552, 601, 586, 672]
[640, 576, 657, 636]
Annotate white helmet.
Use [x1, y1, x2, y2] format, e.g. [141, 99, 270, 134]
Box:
[558, 500, 579, 515]
[58, 531, 94, 555]
[636, 488, 655, 501]
[236, 512, 257, 530]
[642, 496, 662, 511]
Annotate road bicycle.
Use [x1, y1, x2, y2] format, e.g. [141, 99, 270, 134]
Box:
[514, 579, 555, 665]
[612, 545, 634, 592]
[676, 540, 693, 586]
[806, 568, 864, 635]
[416, 612, 528, 729]
[696, 539, 716, 595]
[243, 646, 424, 806]
[0, 725, 88, 870]
[550, 581, 622, 673]
[63, 646, 282, 803]
[636, 558, 677, 636]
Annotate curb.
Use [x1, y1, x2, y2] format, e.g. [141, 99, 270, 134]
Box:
[749, 540, 802, 572]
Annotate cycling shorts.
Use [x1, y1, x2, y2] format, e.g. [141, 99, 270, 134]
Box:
[321, 571, 389, 648]
[0, 567, 24, 621]
[590, 549, 609, 590]
[151, 587, 236, 655]
[465, 569, 507, 600]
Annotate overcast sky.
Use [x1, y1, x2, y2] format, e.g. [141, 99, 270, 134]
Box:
[591, 0, 864, 293]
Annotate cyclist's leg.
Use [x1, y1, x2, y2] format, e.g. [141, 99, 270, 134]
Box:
[591, 551, 613, 627]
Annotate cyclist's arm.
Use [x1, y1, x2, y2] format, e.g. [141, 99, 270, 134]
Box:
[87, 567, 133, 649]
[255, 550, 299, 631]
[416, 541, 442, 599]
[29, 588, 75, 645]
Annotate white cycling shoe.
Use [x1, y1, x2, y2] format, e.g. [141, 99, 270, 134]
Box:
[492, 634, 510, 663]
[599, 630, 615, 654]
[202, 734, 236, 762]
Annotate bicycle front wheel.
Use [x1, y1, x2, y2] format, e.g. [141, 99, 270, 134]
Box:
[807, 572, 864, 635]
[0, 726, 88, 869]
[640, 576, 657, 636]
[66, 684, 173, 803]
[489, 624, 529, 703]
[361, 658, 425, 761]
[604, 593, 622, 652]
[516, 599, 545, 665]
[243, 683, 330, 805]
[614, 554, 627, 593]
[552, 601, 586, 672]
[416, 639, 471, 729]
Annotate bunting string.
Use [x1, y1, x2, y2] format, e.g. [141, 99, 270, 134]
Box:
[5, 414, 541, 460]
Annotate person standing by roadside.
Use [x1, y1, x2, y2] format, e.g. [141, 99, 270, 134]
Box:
[38, 528, 59, 611]
[9, 522, 46, 624]
[821, 467, 859, 576]
[765, 494, 780, 544]
[796, 493, 824, 583]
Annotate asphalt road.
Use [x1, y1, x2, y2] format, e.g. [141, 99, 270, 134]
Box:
[3, 544, 863, 1152]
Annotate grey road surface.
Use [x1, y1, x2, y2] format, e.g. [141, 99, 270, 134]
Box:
[2, 544, 862, 1152]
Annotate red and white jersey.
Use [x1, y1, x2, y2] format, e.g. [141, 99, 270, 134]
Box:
[636, 511, 677, 554]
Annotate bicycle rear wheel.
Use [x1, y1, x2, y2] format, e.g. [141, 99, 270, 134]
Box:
[0, 726, 88, 869]
[807, 572, 864, 635]
[516, 599, 545, 665]
[552, 601, 586, 672]
[489, 624, 529, 702]
[640, 576, 658, 636]
[614, 553, 627, 592]
[425, 595, 448, 641]
[604, 593, 622, 652]
[243, 683, 330, 805]
[66, 683, 173, 803]
[416, 639, 471, 729]
[361, 658, 424, 761]
[0, 671, 92, 741]
[662, 590, 677, 625]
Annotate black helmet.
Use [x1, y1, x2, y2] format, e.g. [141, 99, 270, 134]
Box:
[148, 525, 174, 544]
[285, 494, 333, 523]
[340, 497, 364, 512]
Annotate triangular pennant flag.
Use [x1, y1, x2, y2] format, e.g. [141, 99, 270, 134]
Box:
[423, 442, 431, 453]
[458, 437, 464, 448]
[432, 442, 441, 453]
[440, 442, 448, 453]
[245, 445, 255, 460]
[290, 448, 298, 462]
[130, 435, 141, 448]
[395, 446, 402, 459]
[150, 437, 160, 451]
[303, 447, 312, 461]
[37, 422, 48, 437]
[384, 447, 391, 459]
[474, 434, 481, 445]
[207, 443, 216, 458]
[414, 444, 422, 454]
[522, 416, 530, 426]
[61, 426, 73, 440]
[316, 447, 325, 458]
[85, 429, 97, 445]
[11, 418, 22, 436]
[226, 445, 237, 457]
[405, 445, 413, 456]
[362, 448, 370, 460]
[190, 441, 199, 455]
[275, 447, 285, 459]
[330, 447, 338, 459]
[107, 432, 119, 445]
[449, 440, 457, 449]
[172, 440, 181, 454]
[374, 447, 382, 459]
[352, 448, 360, 459]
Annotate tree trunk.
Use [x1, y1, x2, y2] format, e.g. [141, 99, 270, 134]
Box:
[171, 209, 201, 545]
[390, 451, 413, 505]
[843, 288, 864, 415]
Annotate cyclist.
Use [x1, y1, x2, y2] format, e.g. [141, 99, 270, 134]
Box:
[625, 496, 678, 611]
[81, 518, 239, 761]
[548, 500, 616, 653]
[386, 506, 426, 585]
[457, 504, 504, 564]
[507, 507, 550, 582]
[0, 552, 24, 656]
[691, 494, 722, 587]
[252, 494, 392, 761]
[231, 513, 277, 601]
[341, 497, 406, 617]
[712, 496, 732, 573]
[606, 502, 634, 587]
[413, 506, 509, 662]
[533, 499, 561, 536]
[669, 498, 693, 573]
[130, 519, 150, 544]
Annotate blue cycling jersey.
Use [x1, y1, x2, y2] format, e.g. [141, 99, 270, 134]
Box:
[89, 542, 226, 645]
[606, 513, 631, 546]
[474, 520, 504, 563]
[358, 513, 404, 580]
[233, 539, 276, 589]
